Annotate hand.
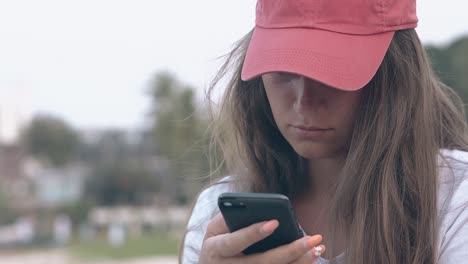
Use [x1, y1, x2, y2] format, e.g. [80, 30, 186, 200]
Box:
[199, 213, 326, 264]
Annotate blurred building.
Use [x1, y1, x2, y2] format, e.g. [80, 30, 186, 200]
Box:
[0, 150, 90, 211]
[32, 162, 89, 208]
[0, 145, 35, 211]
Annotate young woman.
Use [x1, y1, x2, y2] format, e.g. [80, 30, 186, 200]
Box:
[181, 0, 468, 263]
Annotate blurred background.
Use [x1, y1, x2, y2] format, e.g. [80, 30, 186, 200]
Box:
[0, 0, 467, 263]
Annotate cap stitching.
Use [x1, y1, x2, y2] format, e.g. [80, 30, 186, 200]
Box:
[382, 0, 388, 30]
[248, 48, 356, 80]
[378, 0, 385, 31]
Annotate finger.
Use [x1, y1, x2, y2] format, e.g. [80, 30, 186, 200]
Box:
[253, 234, 323, 264]
[203, 213, 230, 241]
[216, 219, 279, 257]
[290, 245, 326, 264]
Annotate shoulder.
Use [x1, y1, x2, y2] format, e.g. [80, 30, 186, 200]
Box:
[181, 176, 235, 264]
[437, 149, 468, 262]
[187, 176, 234, 228]
[438, 149, 468, 209]
[438, 149, 468, 173]
[437, 148, 468, 214]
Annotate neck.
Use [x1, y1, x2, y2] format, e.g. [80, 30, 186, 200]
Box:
[305, 156, 344, 199]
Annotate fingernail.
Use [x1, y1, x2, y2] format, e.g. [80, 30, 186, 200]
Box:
[304, 234, 322, 248]
[313, 246, 323, 256]
[261, 220, 279, 234]
[308, 245, 326, 258]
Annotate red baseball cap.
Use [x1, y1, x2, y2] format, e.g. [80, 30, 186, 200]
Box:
[241, 0, 418, 91]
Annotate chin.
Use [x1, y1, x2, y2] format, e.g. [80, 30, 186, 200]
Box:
[292, 144, 341, 160]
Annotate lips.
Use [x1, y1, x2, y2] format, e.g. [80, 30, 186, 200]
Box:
[292, 125, 333, 131]
[289, 124, 334, 139]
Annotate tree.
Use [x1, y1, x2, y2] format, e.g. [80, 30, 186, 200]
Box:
[21, 114, 80, 167]
[0, 189, 18, 225]
[426, 36, 468, 107]
[148, 72, 213, 204]
[81, 130, 161, 206]
[84, 162, 160, 206]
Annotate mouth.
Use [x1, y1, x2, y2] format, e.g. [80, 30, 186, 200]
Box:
[292, 125, 334, 131]
[290, 125, 334, 139]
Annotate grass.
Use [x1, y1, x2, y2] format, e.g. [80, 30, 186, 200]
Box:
[68, 232, 179, 260]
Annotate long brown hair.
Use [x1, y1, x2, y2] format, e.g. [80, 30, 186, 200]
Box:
[194, 28, 468, 264]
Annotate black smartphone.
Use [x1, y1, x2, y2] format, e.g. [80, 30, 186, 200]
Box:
[218, 192, 304, 255]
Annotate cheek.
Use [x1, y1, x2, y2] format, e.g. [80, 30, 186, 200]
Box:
[265, 95, 285, 130]
[337, 93, 363, 131]
[264, 86, 294, 119]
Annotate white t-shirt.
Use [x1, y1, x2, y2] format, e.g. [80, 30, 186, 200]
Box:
[181, 149, 468, 264]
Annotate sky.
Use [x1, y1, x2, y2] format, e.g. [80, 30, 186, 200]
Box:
[0, 0, 467, 133]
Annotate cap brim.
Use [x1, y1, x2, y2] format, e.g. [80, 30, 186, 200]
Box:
[241, 27, 394, 91]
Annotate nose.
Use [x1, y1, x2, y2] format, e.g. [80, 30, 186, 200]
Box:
[292, 76, 329, 113]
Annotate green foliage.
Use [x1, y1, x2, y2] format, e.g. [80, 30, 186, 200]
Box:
[81, 130, 161, 206]
[58, 200, 93, 227]
[79, 130, 131, 166]
[85, 162, 160, 206]
[21, 114, 80, 167]
[149, 72, 213, 204]
[151, 73, 199, 159]
[0, 189, 18, 225]
[426, 36, 468, 107]
[68, 232, 179, 259]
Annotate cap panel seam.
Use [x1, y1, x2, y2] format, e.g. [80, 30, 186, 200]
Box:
[378, 0, 386, 32]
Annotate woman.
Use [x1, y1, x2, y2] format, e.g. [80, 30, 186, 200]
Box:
[181, 0, 468, 263]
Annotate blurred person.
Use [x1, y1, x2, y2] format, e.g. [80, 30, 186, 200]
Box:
[181, 0, 468, 263]
[108, 222, 126, 248]
[53, 214, 71, 246]
[16, 216, 35, 245]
